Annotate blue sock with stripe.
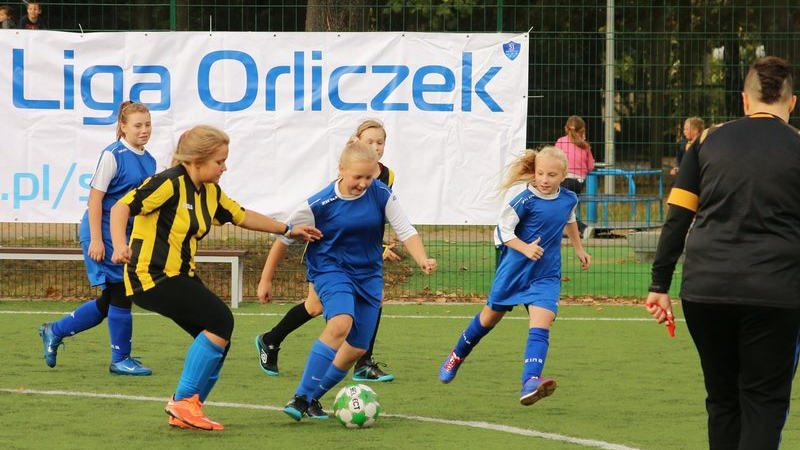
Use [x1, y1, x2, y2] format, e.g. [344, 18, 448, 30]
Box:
[174, 333, 225, 401]
[453, 313, 493, 359]
[51, 299, 104, 338]
[107, 305, 132, 363]
[312, 364, 349, 401]
[296, 340, 336, 401]
[521, 327, 550, 383]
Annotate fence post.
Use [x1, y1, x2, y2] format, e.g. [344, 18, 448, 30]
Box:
[170, 0, 176, 31]
[496, 0, 503, 32]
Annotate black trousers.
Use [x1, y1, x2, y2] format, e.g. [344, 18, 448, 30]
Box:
[131, 275, 234, 341]
[682, 299, 800, 450]
[561, 177, 585, 195]
[561, 178, 586, 232]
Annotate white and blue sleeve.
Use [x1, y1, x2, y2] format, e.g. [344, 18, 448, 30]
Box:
[89, 151, 118, 192]
[495, 203, 522, 244]
[278, 202, 315, 245]
[384, 192, 418, 241]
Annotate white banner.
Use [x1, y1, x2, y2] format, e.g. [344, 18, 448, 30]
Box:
[0, 31, 528, 224]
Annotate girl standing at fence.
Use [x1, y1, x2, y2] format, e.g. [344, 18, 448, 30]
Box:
[555, 116, 594, 235]
[39, 101, 157, 375]
[110, 126, 320, 430]
[439, 146, 591, 405]
[274, 139, 436, 421]
[256, 119, 400, 383]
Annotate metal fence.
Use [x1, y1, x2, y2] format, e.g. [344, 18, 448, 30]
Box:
[3, 1, 799, 302]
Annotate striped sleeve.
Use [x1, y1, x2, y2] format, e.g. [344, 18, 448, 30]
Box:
[667, 132, 701, 212]
[213, 187, 247, 226]
[119, 175, 173, 216]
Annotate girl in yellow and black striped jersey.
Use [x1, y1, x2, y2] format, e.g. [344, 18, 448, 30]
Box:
[110, 126, 321, 431]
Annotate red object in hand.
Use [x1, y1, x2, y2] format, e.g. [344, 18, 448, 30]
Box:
[666, 312, 676, 337]
[646, 301, 676, 338]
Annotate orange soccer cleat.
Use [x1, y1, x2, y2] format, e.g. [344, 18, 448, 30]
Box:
[165, 394, 224, 431]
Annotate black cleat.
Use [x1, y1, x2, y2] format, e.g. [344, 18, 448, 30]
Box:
[353, 358, 395, 382]
[306, 399, 329, 419]
[283, 395, 309, 421]
[255, 333, 280, 376]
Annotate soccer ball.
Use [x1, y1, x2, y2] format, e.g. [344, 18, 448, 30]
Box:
[333, 384, 381, 428]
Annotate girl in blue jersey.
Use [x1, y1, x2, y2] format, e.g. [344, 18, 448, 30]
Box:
[439, 146, 591, 405]
[275, 139, 437, 420]
[39, 101, 157, 375]
[256, 119, 400, 382]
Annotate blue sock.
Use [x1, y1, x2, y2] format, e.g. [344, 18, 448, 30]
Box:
[521, 327, 550, 384]
[296, 340, 337, 401]
[107, 305, 132, 363]
[199, 346, 228, 403]
[453, 313, 493, 359]
[174, 333, 225, 401]
[51, 299, 105, 338]
[312, 364, 348, 401]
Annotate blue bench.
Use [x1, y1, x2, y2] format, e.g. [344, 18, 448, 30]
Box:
[581, 168, 664, 230]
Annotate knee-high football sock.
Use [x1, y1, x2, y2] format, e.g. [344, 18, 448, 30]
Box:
[452, 313, 494, 359]
[521, 327, 550, 383]
[296, 340, 336, 401]
[107, 305, 132, 363]
[199, 344, 229, 403]
[174, 333, 225, 401]
[264, 302, 315, 346]
[312, 364, 348, 401]
[51, 299, 105, 338]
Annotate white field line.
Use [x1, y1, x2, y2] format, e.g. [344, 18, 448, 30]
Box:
[0, 310, 680, 322]
[0, 388, 646, 450]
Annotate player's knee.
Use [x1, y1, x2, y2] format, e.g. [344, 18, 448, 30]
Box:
[305, 301, 323, 317]
[324, 314, 353, 340]
[304, 292, 323, 316]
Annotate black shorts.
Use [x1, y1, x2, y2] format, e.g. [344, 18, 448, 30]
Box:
[131, 275, 234, 341]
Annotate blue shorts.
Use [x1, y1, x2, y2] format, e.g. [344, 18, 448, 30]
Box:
[81, 238, 123, 289]
[314, 273, 381, 349]
[487, 295, 559, 315]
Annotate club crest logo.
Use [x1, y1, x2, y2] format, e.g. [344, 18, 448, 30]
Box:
[503, 41, 521, 61]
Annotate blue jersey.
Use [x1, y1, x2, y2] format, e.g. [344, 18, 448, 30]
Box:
[284, 179, 416, 306]
[488, 186, 577, 306]
[79, 140, 157, 286]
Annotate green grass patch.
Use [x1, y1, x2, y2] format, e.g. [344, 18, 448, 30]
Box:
[2, 301, 796, 449]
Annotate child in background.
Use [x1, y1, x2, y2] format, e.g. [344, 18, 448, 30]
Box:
[271, 139, 436, 420]
[439, 146, 591, 405]
[256, 119, 400, 383]
[554, 116, 594, 235]
[17, 1, 45, 29]
[39, 101, 157, 375]
[0, 5, 16, 29]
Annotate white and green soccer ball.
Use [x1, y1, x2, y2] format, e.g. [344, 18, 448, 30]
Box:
[333, 384, 381, 428]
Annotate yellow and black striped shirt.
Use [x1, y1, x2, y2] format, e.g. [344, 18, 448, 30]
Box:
[119, 164, 246, 295]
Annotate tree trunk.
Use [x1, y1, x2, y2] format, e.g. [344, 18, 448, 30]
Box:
[305, 0, 365, 32]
